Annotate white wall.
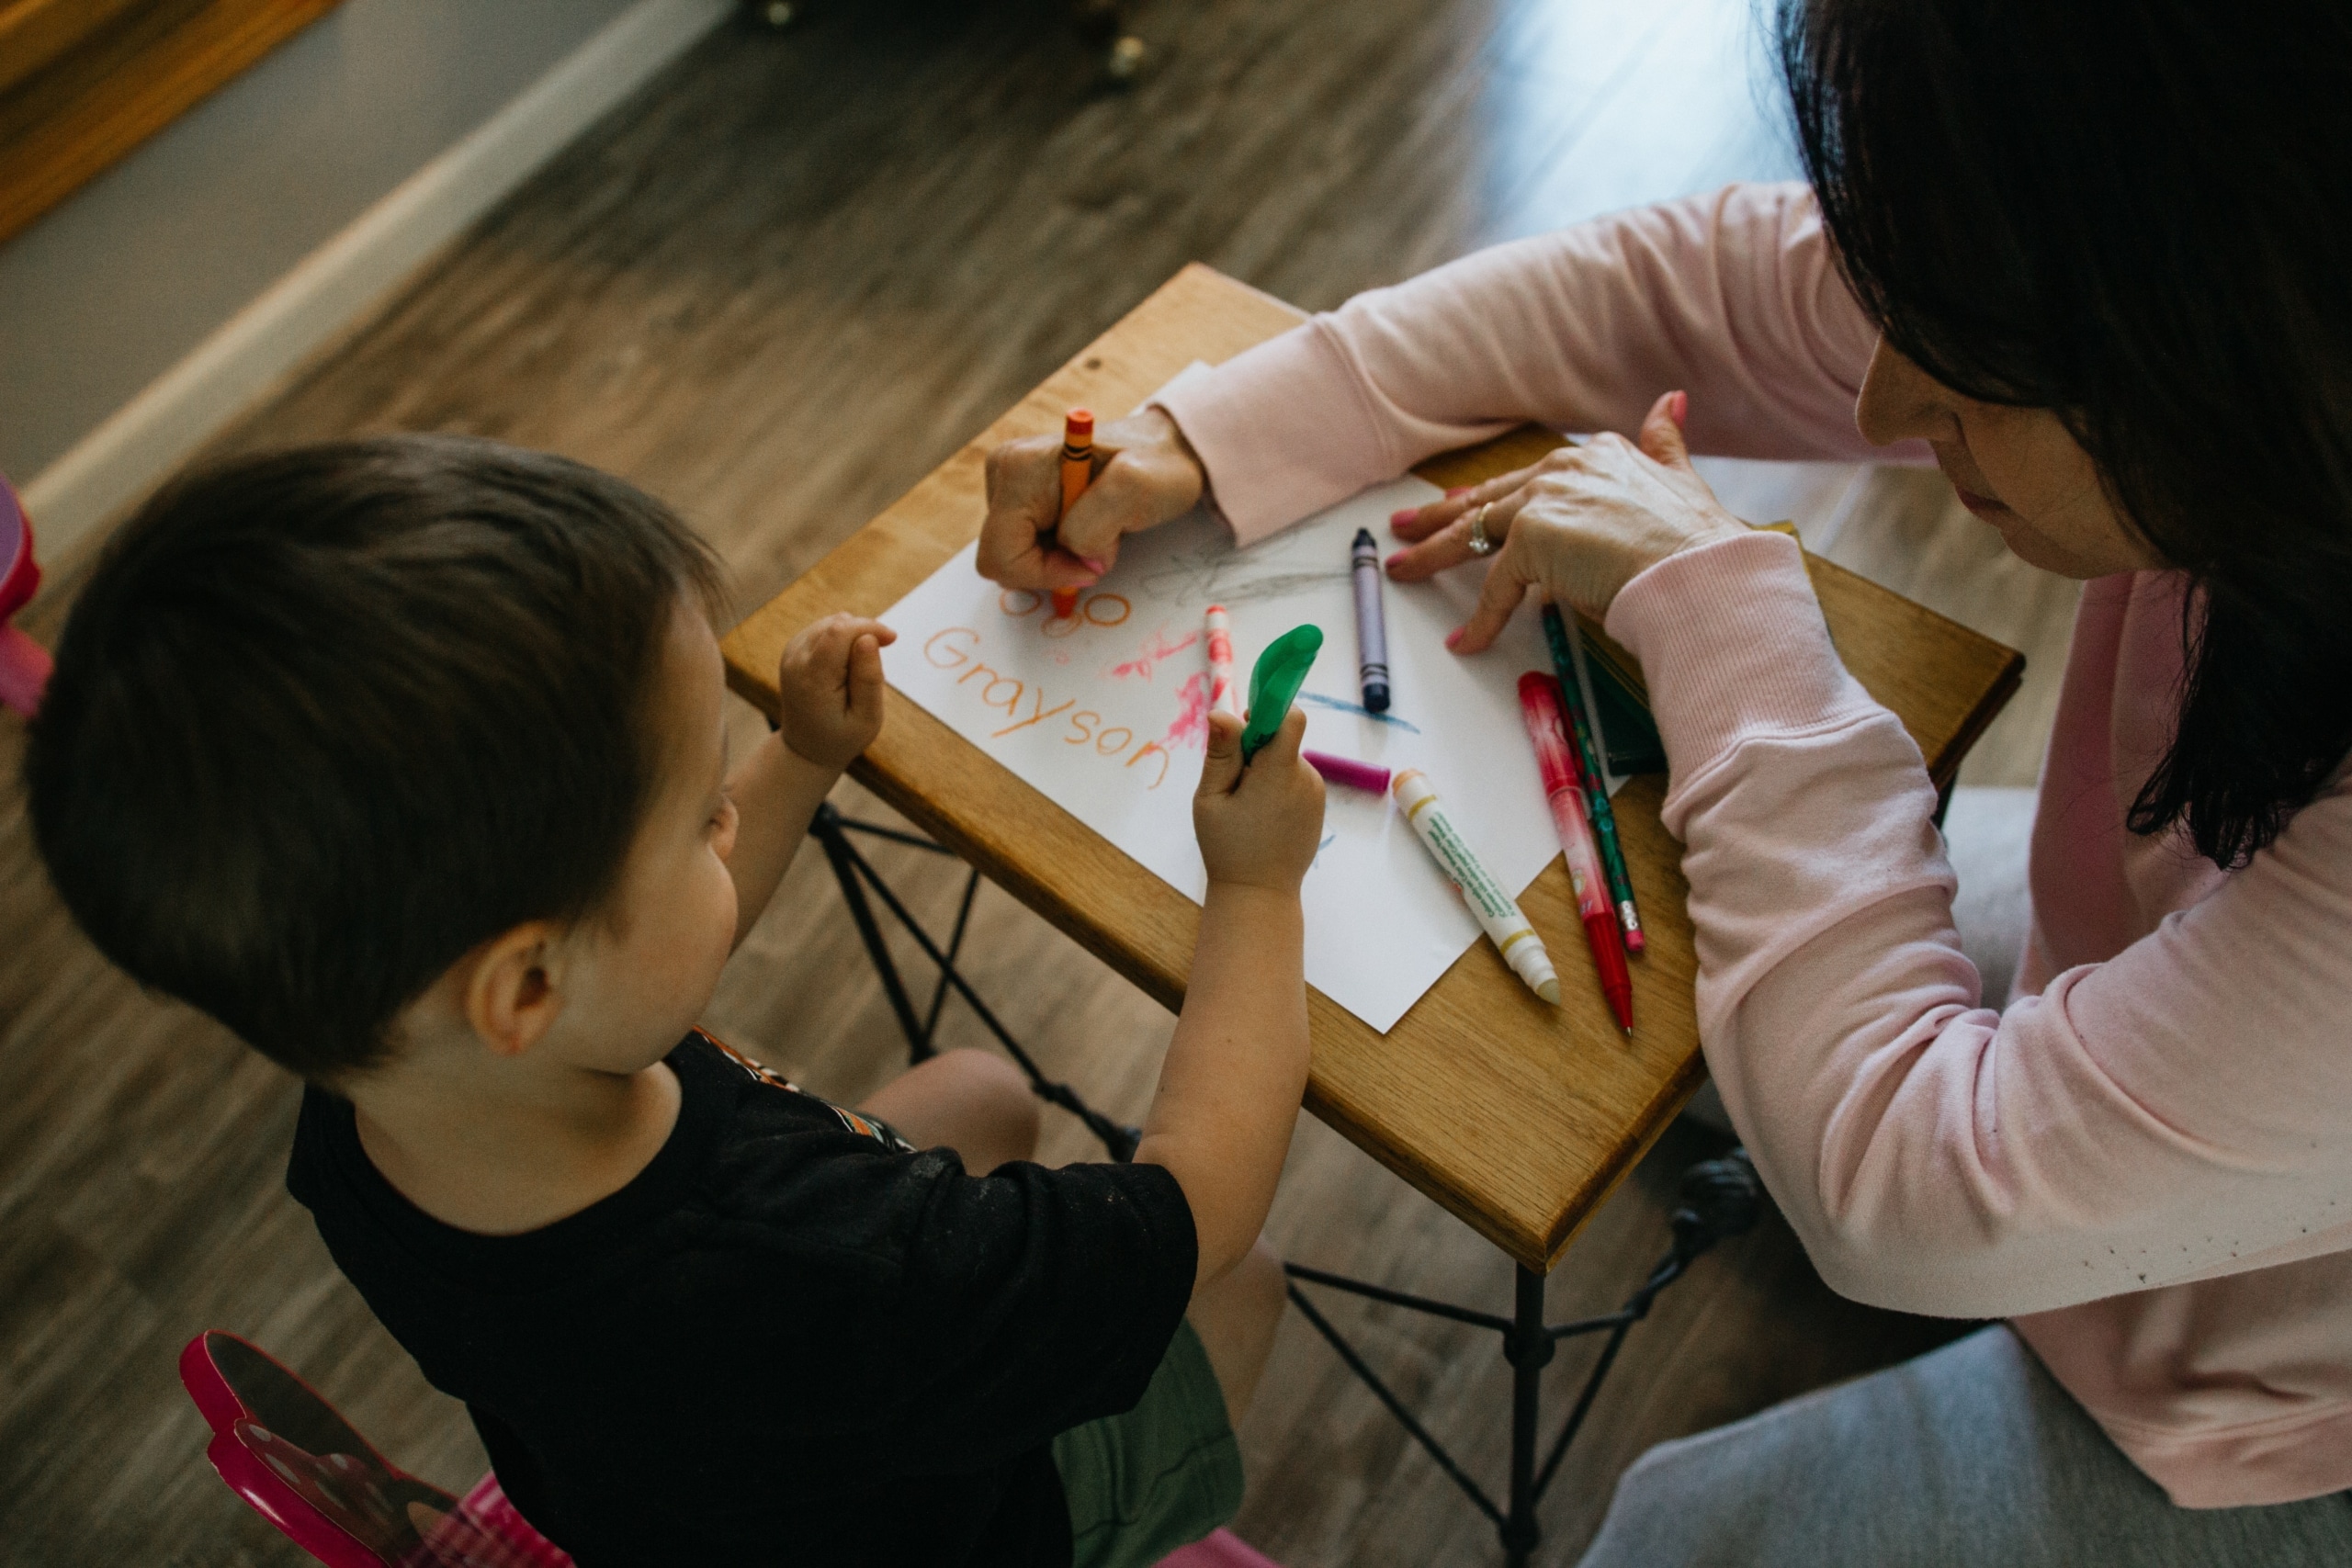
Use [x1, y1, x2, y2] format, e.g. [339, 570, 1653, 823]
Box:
[0, 0, 646, 485]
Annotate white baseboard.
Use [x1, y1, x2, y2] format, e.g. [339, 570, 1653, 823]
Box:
[22, 0, 734, 565]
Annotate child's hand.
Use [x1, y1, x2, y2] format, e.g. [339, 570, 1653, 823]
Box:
[1193, 707, 1325, 894]
[775, 615, 897, 771]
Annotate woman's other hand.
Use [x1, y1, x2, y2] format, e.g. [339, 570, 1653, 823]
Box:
[975, 409, 1205, 591]
[1386, 391, 1748, 653]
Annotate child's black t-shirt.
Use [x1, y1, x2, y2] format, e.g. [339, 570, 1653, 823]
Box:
[285, 1031, 1198, 1567]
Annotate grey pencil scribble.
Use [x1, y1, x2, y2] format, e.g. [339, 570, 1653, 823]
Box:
[1226, 570, 1352, 604]
[1137, 539, 1347, 607]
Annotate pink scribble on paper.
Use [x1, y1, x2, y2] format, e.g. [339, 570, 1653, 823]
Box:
[1163, 671, 1214, 750]
[1109, 628, 1199, 682]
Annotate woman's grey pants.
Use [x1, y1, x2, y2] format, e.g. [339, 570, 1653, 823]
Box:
[1576, 1326, 2352, 1566]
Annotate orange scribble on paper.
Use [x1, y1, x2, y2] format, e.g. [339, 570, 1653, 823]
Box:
[1109, 628, 1199, 682]
[1163, 671, 1214, 750]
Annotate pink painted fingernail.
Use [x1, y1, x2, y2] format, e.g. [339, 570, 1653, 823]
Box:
[1385, 549, 1410, 570]
[1081, 556, 1108, 573]
[1668, 389, 1689, 426]
[1390, 508, 1418, 526]
[1445, 487, 1472, 499]
[1444, 626, 1464, 649]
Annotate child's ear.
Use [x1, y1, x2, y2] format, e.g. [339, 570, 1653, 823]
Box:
[461, 921, 567, 1057]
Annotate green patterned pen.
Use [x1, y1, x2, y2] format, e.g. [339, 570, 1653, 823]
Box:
[1541, 604, 1645, 953]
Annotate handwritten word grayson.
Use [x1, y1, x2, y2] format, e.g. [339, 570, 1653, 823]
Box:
[923, 624, 1179, 790]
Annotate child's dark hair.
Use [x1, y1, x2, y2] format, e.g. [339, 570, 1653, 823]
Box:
[26, 435, 726, 1079]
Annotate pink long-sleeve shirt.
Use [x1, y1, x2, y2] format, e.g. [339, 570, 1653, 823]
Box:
[1154, 182, 2352, 1508]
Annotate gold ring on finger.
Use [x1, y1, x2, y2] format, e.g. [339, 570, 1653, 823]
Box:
[1467, 502, 1498, 557]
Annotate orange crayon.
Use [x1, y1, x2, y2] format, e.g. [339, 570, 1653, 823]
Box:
[1051, 409, 1096, 619]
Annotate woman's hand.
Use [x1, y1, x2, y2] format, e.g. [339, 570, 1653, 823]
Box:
[1387, 391, 1748, 653]
[975, 409, 1205, 591]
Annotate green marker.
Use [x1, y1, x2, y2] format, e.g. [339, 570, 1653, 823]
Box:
[1542, 604, 1645, 953]
[1238, 624, 1324, 761]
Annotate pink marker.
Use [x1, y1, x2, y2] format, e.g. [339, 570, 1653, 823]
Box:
[1518, 672, 1633, 1035]
[1304, 750, 1390, 793]
[1204, 604, 1239, 717]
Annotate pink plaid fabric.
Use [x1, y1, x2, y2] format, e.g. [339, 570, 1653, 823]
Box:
[405, 1474, 574, 1568]
[1155, 1528, 1281, 1568]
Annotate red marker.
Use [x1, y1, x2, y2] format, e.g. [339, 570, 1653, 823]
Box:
[1518, 671, 1634, 1036]
[1051, 409, 1095, 619]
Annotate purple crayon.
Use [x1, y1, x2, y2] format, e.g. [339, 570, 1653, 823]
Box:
[1351, 527, 1390, 713]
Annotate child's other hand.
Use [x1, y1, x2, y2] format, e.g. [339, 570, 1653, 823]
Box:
[1193, 707, 1324, 894]
[775, 615, 896, 771]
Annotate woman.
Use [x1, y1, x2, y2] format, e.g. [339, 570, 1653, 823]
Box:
[978, 0, 2352, 1560]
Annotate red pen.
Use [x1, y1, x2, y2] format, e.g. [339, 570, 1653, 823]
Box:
[1517, 672, 1634, 1037]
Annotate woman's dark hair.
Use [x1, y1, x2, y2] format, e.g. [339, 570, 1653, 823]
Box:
[25, 435, 726, 1078]
[1781, 0, 2352, 867]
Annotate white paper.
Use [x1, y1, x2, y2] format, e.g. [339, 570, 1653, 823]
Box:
[879, 478, 1566, 1032]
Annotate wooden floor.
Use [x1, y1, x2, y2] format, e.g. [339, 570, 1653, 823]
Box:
[0, 1, 2079, 1563]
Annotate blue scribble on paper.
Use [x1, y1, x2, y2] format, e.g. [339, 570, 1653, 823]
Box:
[1298, 692, 1421, 732]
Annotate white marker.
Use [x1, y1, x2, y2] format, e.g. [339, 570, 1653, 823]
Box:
[1392, 769, 1560, 1006]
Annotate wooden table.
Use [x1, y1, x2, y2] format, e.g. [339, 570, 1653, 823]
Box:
[723, 261, 2023, 1269]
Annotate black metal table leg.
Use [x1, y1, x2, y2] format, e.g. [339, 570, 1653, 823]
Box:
[812, 807, 933, 1058]
[1503, 1266, 1553, 1565]
[1285, 1149, 1764, 1562]
[808, 803, 1142, 1160]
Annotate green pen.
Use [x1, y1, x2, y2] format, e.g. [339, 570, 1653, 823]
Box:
[1238, 624, 1324, 761]
[1542, 604, 1645, 953]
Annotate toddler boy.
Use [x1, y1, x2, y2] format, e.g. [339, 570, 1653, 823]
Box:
[27, 435, 1324, 1567]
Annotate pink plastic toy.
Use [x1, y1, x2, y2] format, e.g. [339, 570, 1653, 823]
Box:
[178, 1330, 1281, 1568]
[178, 1331, 571, 1568]
[0, 476, 51, 717]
